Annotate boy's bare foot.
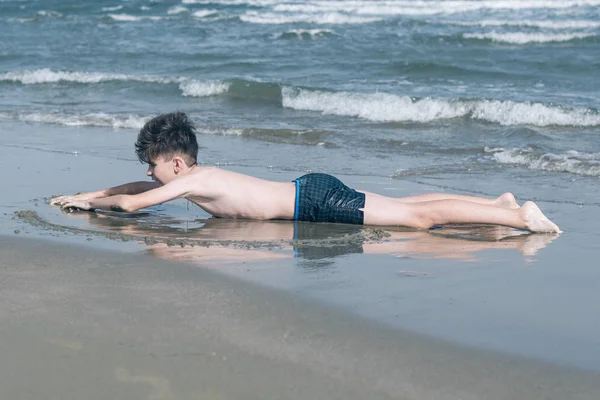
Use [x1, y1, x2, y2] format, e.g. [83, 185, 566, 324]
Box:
[496, 192, 520, 209]
[520, 201, 561, 233]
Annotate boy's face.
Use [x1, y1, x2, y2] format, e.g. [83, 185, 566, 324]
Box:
[146, 156, 177, 185]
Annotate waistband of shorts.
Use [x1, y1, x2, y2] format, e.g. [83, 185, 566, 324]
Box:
[293, 179, 301, 221]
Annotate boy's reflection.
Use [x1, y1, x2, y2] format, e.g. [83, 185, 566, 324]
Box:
[66, 210, 559, 264]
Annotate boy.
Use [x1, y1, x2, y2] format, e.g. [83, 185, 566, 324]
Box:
[51, 112, 560, 233]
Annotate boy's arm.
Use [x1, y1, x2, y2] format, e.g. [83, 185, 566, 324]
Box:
[50, 181, 160, 205]
[59, 177, 194, 212]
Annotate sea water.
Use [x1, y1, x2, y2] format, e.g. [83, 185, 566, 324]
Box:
[1, 0, 599, 188]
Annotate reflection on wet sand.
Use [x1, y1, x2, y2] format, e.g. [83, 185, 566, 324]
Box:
[114, 367, 175, 400]
[67, 210, 560, 264]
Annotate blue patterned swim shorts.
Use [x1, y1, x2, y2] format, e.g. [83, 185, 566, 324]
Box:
[293, 173, 366, 224]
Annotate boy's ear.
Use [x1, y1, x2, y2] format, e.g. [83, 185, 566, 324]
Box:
[172, 156, 187, 173]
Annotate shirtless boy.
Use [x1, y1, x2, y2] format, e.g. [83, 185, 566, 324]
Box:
[51, 112, 560, 233]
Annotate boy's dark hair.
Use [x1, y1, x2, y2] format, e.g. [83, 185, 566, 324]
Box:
[135, 112, 198, 166]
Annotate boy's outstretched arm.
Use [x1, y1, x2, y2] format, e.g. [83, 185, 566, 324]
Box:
[50, 181, 160, 206]
[55, 177, 193, 212]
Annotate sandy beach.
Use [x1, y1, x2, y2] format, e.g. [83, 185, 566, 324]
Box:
[3, 234, 600, 400]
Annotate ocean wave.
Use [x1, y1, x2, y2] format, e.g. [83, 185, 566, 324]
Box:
[4, 70, 600, 127]
[192, 9, 219, 18]
[463, 31, 596, 44]
[203, 0, 600, 20]
[0, 69, 230, 98]
[182, 0, 281, 5]
[0, 112, 149, 129]
[179, 80, 231, 97]
[0, 68, 182, 85]
[0, 111, 331, 147]
[446, 19, 600, 29]
[106, 14, 164, 22]
[282, 88, 600, 127]
[36, 10, 64, 18]
[197, 126, 245, 136]
[486, 147, 600, 176]
[183, 0, 600, 13]
[274, 29, 333, 40]
[8, 10, 65, 22]
[167, 6, 190, 15]
[196, 126, 333, 146]
[240, 11, 382, 25]
[101, 6, 123, 12]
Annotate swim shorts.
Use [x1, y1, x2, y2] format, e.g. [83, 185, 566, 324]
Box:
[293, 173, 366, 224]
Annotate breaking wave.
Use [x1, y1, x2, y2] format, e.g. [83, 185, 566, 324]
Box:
[0, 68, 181, 85]
[4, 69, 600, 127]
[0, 111, 149, 129]
[0, 69, 229, 98]
[179, 80, 231, 97]
[282, 88, 600, 127]
[184, 0, 600, 14]
[167, 6, 189, 15]
[446, 19, 600, 29]
[486, 147, 600, 176]
[106, 14, 165, 22]
[240, 11, 382, 25]
[463, 32, 596, 44]
[274, 29, 333, 40]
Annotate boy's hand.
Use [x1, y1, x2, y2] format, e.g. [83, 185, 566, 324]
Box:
[53, 198, 93, 212]
[62, 199, 93, 211]
[50, 194, 86, 206]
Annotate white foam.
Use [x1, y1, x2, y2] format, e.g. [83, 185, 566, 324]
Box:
[182, 0, 281, 4]
[196, 126, 245, 136]
[464, 31, 595, 44]
[241, 11, 382, 25]
[447, 19, 600, 29]
[183, 0, 600, 13]
[282, 88, 468, 122]
[470, 100, 600, 126]
[107, 14, 164, 21]
[282, 88, 600, 127]
[192, 9, 219, 18]
[1, 112, 149, 130]
[0, 68, 182, 85]
[487, 148, 600, 176]
[8, 17, 34, 23]
[179, 80, 230, 97]
[272, 3, 451, 16]
[167, 0, 600, 26]
[167, 6, 189, 14]
[102, 5, 123, 12]
[275, 29, 333, 39]
[1, 69, 232, 99]
[36, 10, 62, 17]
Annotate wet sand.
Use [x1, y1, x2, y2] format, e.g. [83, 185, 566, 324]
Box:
[2, 234, 600, 400]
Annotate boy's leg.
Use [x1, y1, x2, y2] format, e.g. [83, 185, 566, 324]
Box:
[361, 193, 560, 232]
[359, 191, 519, 209]
[398, 192, 518, 209]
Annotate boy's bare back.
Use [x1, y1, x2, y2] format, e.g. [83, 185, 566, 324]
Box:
[184, 167, 296, 220]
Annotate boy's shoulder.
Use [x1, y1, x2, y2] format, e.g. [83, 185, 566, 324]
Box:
[185, 166, 224, 186]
